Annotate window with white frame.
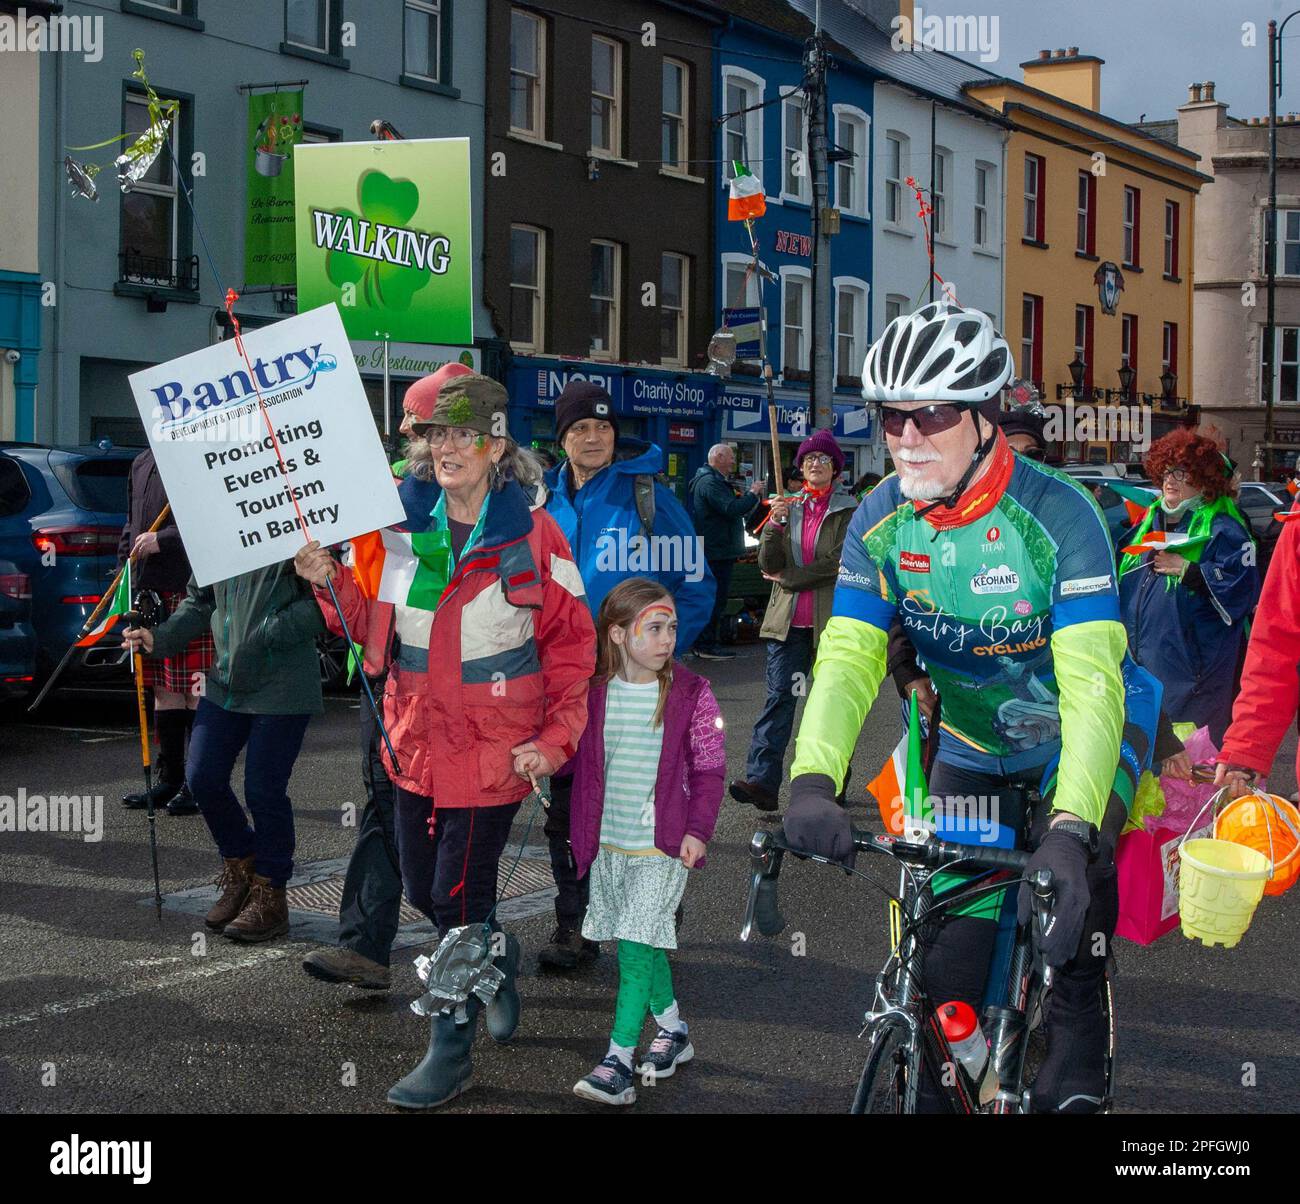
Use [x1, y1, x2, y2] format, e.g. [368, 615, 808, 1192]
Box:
[722, 69, 763, 180]
[782, 269, 811, 374]
[287, 0, 331, 52]
[662, 58, 688, 174]
[509, 224, 545, 352]
[404, 1, 445, 83]
[1121, 312, 1138, 398]
[1123, 186, 1140, 267]
[974, 162, 993, 249]
[590, 240, 620, 359]
[722, 254, 758, 310]
[1077, 170, 1096, 255]
[782, 91, 810, 203]
[591, 36, 622, 157]
[121, 92, 179, 283]
[1164, 199, 1179, 277]
[1264, 209, 1300, 276]
[834, 279, 868, 385]
[885, 132, 907, 224]
[833, 107, 868, 218]
[933, 147, 951, 239]
[660, 253, 689, 367]
[510, 9, 545, 139]
[1265, 327, 1300, 402]
[885, 293, 907, 328]
[1162, 321, 1178, 382]
[1024, 153, 1043, 241]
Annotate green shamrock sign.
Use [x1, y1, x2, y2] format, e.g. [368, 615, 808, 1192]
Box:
[294, 138, 473, 345]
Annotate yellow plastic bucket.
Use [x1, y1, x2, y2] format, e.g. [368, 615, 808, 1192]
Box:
[1178, 838, 1271, 948]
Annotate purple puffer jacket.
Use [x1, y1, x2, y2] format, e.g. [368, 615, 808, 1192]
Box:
[570, 663, 726, 877]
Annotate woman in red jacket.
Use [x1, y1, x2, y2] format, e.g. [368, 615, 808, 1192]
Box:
[1217, 514, 1300, 798]
[295, 375, 596, 1110]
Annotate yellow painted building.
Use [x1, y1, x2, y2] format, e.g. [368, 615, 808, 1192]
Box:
[965, 50, 1210, 464]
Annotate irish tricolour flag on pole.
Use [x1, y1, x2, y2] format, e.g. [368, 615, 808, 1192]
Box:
[1120, 529, 1211, 559]
[728, 162, 766, 222]
[350, 527, 451, 611]
[76, 561, 131, 647]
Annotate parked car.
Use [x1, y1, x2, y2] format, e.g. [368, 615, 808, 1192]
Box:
[1064, 472, 1154, 547]
[0, 556, 36, 704]
[0, 441, 137, 696]
[1235, 481, 1287, 574]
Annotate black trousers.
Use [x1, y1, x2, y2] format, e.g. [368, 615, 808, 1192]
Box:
[913, 759, 1123, 1112]
[394, 786, 521, 937]
[543, 773, 588, 930]
[335, 686, 404, 966]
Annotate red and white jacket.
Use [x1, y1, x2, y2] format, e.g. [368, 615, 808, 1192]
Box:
[1219, 518, 1300, 785]
[317, 476, 595, 807]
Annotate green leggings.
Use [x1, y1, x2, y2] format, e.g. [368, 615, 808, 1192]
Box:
[612, 940, 675, 1048]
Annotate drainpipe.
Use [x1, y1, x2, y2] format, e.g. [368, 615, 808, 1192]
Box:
[49, 44, 67, 444]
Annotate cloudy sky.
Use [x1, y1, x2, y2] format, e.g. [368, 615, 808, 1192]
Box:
[908, 0, 1295, 124]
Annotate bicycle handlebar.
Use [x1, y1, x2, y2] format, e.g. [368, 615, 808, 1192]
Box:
[740, 825, 1053, 941]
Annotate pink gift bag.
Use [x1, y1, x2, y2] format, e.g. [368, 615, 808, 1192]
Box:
[1115, 818, 1213, 945]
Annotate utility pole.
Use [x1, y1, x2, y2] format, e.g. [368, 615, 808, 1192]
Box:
[807, 5, 834, 431]
[1267, 19, 1279, 482]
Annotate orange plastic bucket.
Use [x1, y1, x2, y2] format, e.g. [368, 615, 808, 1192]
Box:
[1214, 792, 1300, 896]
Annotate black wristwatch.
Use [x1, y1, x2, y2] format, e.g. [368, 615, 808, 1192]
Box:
[1049, 815, 1100, 858]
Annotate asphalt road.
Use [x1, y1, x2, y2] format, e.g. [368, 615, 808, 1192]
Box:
[2, 650, 1297, 1116]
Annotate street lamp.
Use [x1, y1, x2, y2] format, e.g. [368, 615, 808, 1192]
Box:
[1160, 368, 1177, 405]
[1055, 354, 1086, 401]
[1267, 14, 1300, 481]
[1117, 364, 1135, 403]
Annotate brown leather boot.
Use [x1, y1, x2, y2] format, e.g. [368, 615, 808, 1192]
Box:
[204, 856, 255, 930]
[223, 874, 290, 943]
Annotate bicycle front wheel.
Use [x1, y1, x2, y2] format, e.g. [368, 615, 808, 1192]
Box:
[851, 1020, 917, 1114]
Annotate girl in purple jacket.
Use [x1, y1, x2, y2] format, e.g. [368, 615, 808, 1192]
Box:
[570, 578, 726, 1106]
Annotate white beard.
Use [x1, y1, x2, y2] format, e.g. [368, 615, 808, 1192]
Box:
[896, 458, 948, 499]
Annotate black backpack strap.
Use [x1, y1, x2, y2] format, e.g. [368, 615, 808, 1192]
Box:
[633, 474, 656, 538]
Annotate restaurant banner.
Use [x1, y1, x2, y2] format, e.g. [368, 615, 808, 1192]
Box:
[244, 89, 304, 285]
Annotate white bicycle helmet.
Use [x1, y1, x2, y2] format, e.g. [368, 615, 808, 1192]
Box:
[862, 302, 1013, 408]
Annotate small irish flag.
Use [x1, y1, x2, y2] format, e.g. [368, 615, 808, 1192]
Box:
[867, 733, 906, 835]
[350, 527, 452, 611]
[1107, 479, 1157, 527]
[868, 694, 934, 838]
[728, 162, 766, 222]
[1120, 530, 1211, 558]
[76, 562, 131, 647]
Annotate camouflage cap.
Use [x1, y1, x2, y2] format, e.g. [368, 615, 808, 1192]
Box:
[428, 373, 508, 437]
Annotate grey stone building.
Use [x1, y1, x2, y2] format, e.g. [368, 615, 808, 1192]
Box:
[34, 0, 491, 446]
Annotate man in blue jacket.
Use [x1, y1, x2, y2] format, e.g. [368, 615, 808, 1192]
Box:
[539, 380, 714, 970]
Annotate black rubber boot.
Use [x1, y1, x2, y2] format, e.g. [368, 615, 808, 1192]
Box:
[485, 932, 521, 1044]
[387, 997, 479, 1110]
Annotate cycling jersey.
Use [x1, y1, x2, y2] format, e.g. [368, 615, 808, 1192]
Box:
[790, 433, 1128, 828]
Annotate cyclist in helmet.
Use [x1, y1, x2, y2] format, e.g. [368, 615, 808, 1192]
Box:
[784, 303, 1139, 1113]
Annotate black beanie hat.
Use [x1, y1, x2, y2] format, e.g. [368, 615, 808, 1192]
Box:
[998, 407, 1046, 448]
[555, 380, 619, 445]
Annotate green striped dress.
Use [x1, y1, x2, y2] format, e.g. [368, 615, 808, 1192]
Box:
[583, 676, 689, 949]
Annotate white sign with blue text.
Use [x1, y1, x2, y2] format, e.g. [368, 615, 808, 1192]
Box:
[129, 304, 404, 586]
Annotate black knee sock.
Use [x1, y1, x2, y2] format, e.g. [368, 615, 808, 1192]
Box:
[155, 710, 189, 787]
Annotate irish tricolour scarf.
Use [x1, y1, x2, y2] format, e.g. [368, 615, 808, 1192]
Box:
[728, 162, 766, 222]
[76, 560, 131, 647]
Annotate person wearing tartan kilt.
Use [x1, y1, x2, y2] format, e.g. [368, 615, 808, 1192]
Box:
[118, 448, 213, 816]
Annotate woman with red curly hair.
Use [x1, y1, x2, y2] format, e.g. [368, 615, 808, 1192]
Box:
[1118, 429, 1259, 743]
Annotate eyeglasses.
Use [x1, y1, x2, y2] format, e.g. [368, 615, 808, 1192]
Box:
[412, 424, 480, 449]
[1163, 467, 1190, 483]
[879, 403, 969, 438]
[801, 454, 834, 467]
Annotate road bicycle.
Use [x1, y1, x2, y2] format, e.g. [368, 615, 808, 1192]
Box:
[740, 793, 1117, 1114]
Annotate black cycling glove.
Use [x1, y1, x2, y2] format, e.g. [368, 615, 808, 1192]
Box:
[784, 774, 855, 867]
[1017, 828, 1092, 967]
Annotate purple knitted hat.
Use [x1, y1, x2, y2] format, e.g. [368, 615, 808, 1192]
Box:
[795, 428, 845, 474]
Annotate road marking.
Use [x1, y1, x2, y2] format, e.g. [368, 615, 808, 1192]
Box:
[21, 725, 134, 737]
[0, 946, 296, 1031]
[82, 735, 129, 743]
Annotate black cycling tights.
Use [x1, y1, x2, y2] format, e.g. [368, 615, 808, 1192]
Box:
[913, 760, 1123, 1113]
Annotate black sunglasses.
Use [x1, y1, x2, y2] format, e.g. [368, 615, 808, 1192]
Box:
[879, 403, 970, 438]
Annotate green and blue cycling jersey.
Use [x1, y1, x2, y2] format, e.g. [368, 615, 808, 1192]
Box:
[790, 442, 1130, 829]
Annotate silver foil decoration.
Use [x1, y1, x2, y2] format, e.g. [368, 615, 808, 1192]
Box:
[410, 923, 504, 1022]
[114, 117, 171, 193]
[64, 156, 99, 202]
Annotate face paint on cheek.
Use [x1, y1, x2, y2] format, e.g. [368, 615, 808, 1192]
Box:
[474, 435, 486, 451]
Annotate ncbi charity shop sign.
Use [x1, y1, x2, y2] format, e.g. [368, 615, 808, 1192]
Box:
[294, 138, 473, 345]
[129, 305, 404, 586]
